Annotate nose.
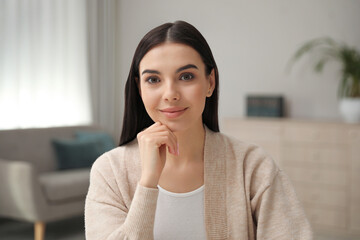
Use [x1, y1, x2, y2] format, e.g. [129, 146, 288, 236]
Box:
[163, 81, 180, 102]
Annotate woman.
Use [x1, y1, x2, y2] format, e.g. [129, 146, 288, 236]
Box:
[85, 20, 312, 240]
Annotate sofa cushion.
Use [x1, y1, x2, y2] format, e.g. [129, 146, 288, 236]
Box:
[75, 131, 115, 152]
[0, 125, 103, 173]
[52, 138, 103, 170]
[39, 168, 90, 203]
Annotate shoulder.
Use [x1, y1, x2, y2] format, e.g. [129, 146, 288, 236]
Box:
[87, 139, 140, 205]
[214, 130, 279, 190]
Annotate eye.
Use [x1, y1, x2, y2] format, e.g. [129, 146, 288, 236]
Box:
[146, 77, 160, 84]
[180, 73, 194, 81]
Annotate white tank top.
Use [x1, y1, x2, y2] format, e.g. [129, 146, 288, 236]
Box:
[153, 184, 207, 240]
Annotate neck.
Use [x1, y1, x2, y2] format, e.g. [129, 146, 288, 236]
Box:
[166, 121, 206, 166]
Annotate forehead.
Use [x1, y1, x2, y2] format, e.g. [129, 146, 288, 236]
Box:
[139, 42, 204, 72]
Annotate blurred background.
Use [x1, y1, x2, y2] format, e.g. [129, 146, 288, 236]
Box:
[0, 0, 359, 239]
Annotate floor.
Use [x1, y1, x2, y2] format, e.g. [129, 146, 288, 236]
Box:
[1, 217, 360, 240]
[0, 217, 85, 240]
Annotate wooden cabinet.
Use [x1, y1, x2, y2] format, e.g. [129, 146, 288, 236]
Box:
[350, 128, 360, 232]
[221, 117, 360, 236]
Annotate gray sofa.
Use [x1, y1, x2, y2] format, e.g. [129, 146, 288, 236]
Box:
[0, 125, 112, 240]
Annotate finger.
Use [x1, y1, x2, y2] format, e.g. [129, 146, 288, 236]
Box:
[140, 123, 178, 155]
[156, 131, 178, 155]
[146, 130, 176, 155]
[137, 122, 162, 139]
[157, 135, 177, 155]
[158, 125, 178, 155]
[143, 123, 175, 143]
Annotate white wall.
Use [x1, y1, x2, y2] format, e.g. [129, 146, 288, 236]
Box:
[117, 0, 360, 125]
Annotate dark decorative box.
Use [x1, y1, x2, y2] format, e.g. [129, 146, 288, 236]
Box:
[246, 95, 285, 117]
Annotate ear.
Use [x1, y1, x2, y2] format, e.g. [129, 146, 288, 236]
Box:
[206, 69, 216, 97]
[135, 77, 141, 96]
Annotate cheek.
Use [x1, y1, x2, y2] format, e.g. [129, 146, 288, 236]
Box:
[186, 85, 208, 107]
[140, 90, 160, 121]
[141, 91, 157, 109]
[141, 88, 159, 113]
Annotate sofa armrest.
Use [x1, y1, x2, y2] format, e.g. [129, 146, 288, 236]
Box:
[0, 158, 47, 222]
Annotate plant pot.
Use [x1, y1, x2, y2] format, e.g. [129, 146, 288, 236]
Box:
[339, 98, 360, 123]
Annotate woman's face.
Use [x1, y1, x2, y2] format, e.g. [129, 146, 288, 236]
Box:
[138, 42, 215, 132]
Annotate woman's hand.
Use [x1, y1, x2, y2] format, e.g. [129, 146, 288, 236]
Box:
[137, 122, 178, 188]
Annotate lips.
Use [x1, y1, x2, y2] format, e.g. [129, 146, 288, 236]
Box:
[160, 107, 188, 113]
[159, 107, 188, 118]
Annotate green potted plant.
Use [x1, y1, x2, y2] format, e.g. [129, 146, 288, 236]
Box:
[288, 37, 360, 123]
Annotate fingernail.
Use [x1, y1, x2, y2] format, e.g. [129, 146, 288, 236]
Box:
[177, 143, 179, 156]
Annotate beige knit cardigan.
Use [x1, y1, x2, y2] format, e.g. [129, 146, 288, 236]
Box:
[85, 126, 313, 239]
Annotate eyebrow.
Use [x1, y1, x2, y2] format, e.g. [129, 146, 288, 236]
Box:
[141, 64, 198, 75]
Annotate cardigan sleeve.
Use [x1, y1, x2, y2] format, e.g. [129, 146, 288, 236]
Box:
[252, 169, 313, 239]
[85, 153, 159, 240]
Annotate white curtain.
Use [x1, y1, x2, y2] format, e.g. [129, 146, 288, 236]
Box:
[87, 0, 121, 141]
[0, 0, 92, 130]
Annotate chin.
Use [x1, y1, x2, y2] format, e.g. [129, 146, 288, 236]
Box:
[153, 117, 189, 133]
[161, 121, 186, 132]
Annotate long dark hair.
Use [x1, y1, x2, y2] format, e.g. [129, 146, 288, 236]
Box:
[119, 20, 219, 146]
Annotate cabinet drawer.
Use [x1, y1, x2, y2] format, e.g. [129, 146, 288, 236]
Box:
[248, 141, 281, 163]
[283, 166, 348, 187]
[350, 205, 360, 232]
[350, 129, 360, 173]
[221, 119, 282, 142]
[304, 206, 346, 230]
[283, 123, 347, 144]
[282, 144, 349, 170]
[349, 129, 360, 142]
[351, 150, 360, 170]
[294, 184, 347, 208]
[222, 135, 281, 162]
[350, 178, 360, 203]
